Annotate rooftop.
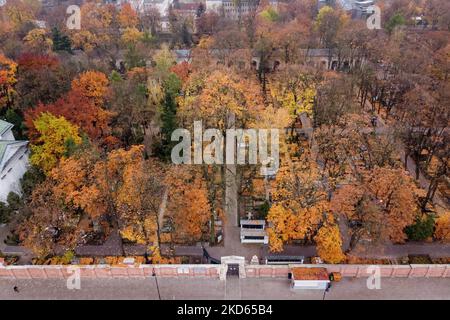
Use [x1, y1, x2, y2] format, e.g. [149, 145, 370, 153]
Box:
[0, 120, 13, 136]
[240, 219, 266, 225]
[0, 140, 28, 172]
[240, 229, 267, 237]
[291, 267, 330, 281]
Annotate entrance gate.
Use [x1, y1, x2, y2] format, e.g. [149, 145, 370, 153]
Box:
[227, 264, 239, 276]
[220, 256, 246, 280]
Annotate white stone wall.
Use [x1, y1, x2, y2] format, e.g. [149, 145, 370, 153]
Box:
[0, 150, 29, 203]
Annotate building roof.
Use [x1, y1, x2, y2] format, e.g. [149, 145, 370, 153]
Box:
[174, 49, 191, 57]
[337, 0, 354, 11]
[0, 140, 28, 173]
[0, 120, 13, 137]
[291, 267, 329, 281]
[240, 219, 266, 226]
[241, 229, 267, 237]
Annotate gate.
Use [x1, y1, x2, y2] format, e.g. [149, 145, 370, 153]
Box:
[227, 264, 239, 277]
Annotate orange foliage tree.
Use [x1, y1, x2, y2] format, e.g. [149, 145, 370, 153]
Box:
[331, 167, 420, 248]
[166, 166, 211, 243]
[25, 70, 115, 145]
[20, 145, 167, 256]
[25, 91, 114, 143]
[170, 62, 192, 84]
[118, 3, 139, 28]
[71, 70, 109, 106]
[0, 54, 17, 109]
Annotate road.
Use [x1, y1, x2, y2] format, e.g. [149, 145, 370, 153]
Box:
[1, 277, 449, 300]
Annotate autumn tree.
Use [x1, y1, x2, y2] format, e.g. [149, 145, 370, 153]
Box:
[170, 61, 192, 84]
[2, 0, 39, 32]
[435, 212, 450, 242]
[71, 70, 109, 106]
[23, 144, 167, 255]
[166, 166, 211, 243]
[118, 3, 139, 29]
[70, 2, 122, 65]
[314, 74, 357, 127]
[179, 69, 263, 130]
[0, 54, 17, 110]
[109, 68, 154, 147]
[26, 99, 112, 145]
[314, 6, 347, 49]
[29, 112, 82, 174]
[18, 178, 86, 258]
[115, 157, 165, 247]
[25, 77, 115, 145]
[141, 7, 161, 36]
[267, 149, 329, 252]
[178, 68, 264, 232]
[14, 53, 71, 111]
[268, 64, 318, 132]
[314, 219, 346, 263]
[331, 167, 421, 249]
[23, 28, 53, 53]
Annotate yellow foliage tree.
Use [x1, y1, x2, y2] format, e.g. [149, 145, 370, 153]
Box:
[121, 27, 144, 45]
[179, 69, 263, 130]
[23, 28, 53, 52]
[314, 221, 346, 263]
[435, 212, 450, 242]
[70, 30, 98, 52]
[30, 112, 82, 174]
[267, 150, 329, 252]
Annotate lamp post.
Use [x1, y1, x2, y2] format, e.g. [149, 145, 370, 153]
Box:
[322, 282, 331, 300]
[152, 267, 161, 300]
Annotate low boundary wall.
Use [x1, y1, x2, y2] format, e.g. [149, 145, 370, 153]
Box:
[0, 264, 222, 280]
[1, 263, 449, 280]
[245, 264, 450, 278]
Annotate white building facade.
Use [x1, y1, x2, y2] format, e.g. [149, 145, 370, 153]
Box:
[0, 120, 29, 204]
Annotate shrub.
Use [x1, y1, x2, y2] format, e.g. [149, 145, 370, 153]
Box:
[0, 202, 12, 224]
[7, 192, 22, 211]
[60, 250, 75, 264]
[405, 214, 435, 241]
[256, 201, 270, 219]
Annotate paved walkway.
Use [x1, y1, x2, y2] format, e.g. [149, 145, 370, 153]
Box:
[350, 242, 450, 259]
[207, 226, 264, 261]
[2, 277, 450, 300]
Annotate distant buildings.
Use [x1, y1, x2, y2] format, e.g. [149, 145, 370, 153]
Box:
[320, 0, 376, 19]
[0, 120, 29, 204]
[204, 0, 264, 20]
[174, 49, 192, 63]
